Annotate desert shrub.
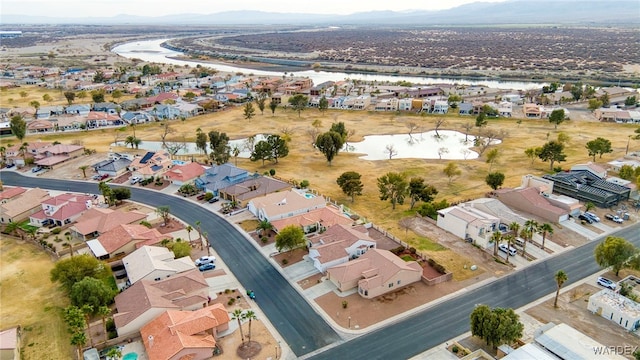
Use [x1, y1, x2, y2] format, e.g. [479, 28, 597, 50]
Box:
[390, 246, 406, 255]
[204, 192, 213, 201]
[224, 289, 231, 294]
[261, 236, 267, 244]
[282, 259, 288, 265]
[452, 345, 459, 353]
[269, 169, 276, 176]
[409, 247, 417, 254]
[299, 180, 310, 188]
[140, 221, 152, 228]
[51, 228, 62, 235]
[342, 300, 348, 309]
[227, 298, 235, 306]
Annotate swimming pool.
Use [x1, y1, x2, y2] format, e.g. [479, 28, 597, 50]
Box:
[172, 160, 187, 166]
[303, 193, 316, 199]
[122, 353, 138, 360]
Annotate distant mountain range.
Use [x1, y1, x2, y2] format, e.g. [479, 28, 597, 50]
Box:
[2, 0, 639, 25]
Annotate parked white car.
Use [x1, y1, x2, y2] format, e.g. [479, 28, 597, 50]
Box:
[499, 244, 517, 256]
[195, 256, 216, 266]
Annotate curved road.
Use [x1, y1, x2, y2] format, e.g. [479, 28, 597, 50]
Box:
[0, 172, 340, 357]
[2, 172, 639, 359]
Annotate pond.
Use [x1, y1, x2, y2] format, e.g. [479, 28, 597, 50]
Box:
[113, 130, 494, 160]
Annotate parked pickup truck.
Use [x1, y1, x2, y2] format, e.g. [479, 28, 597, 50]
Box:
[604, 213, 623, 223]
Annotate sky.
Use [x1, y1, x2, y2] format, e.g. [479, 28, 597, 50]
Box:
[3, 0, 509, 17]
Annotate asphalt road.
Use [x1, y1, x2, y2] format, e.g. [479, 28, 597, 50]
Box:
[309, 223, 640, 360]
[0, 172, 340, 357]
[3, 172, 639, 359]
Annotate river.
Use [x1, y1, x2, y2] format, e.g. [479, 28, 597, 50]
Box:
[112, 39, 546, 91]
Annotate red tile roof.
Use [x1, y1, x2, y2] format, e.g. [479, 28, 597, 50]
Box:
[163, 162, 205, 183]
[71, 207, 147, 236]
[0, 187, 26, 201]
[98, 224, 169, 254]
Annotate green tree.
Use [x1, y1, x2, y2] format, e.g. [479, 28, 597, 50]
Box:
[112, 187, 131, 202]
[594, 236, 638, 276]
[485, 172, 505, 190]
[475, 112, 487, 128]
[267, 134, 289, 164]
[91, 89, 105, 103]
[318, 96, 329, 114]
[97, 305, 111, 342]
[315, 131, 344, 165]
[231, 309, 246, 344]
[208, 131, 230, 165]
[470, 305, 524, 351]
[9, 115, 27, 142]
[269, 101, 277, 116]
[491, 231, 502, 256]
[416, 199, 450, 220]
[538, 141, 567, 171]
[64, 91, 76, 105]
[111, 89, 123, 102]
[29, 100, 41, 112]
[70, 276, 115, 309]
[408, 177, 437, 210]
[587, 98, 603, 111]
[443, 162, 462, 183]
[624, 95, 637, 107]
[485, 148, 500, 172]
[165, 240, 191, 258]
[156, 205, 171, 226]
[51, 254, 113, 293]
[79, 165, 89, 178]
[93, 70, 106, 83]
[98, 181, 115, 206]
[244, 310, 257, 344]
[42, 93, 52, 103]
[243, 102, 256, 120]
[585, 137, 613, 161]
[64, 305, 87, 360]
[256, 93, 267, 115]
[255, 219, 273, 236]
[275, 225, 306, 253]
[524, 147, 542, 166]
[250, 140, 273, 165]
[538, 223, 554, 251]
[337, 171, 364, 203]
[183, 92, 197, 101]
[377, 172, 409, 210]
[570, 82, 583, 101]
[288, 94, 309, 117]
[329, 122, 348, 142]
[599, 93, 610, 107]
[618, 164, 635, 180]
[554, 270, 568, 308]
[195, 128, 208, 156]
[548, 109, 565, 129]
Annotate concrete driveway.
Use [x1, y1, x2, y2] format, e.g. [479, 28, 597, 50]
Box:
[560, 219, 600, 240]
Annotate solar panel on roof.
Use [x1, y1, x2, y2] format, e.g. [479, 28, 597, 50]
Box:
[139, 152, 154, 164]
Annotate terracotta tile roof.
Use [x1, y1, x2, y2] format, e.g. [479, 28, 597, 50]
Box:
[270, 206, 352, 232]
[0, 186, 26, 202]
[98, 224, 169, 254]
[36, 144, 83, 155]
[163, 162, 205, 183]
[71, 207, 147, 236]
[1, 188, 50, 219]
[141, 303, 230, 360]
[114, 269, 209, 331]
[310, 224, 372, 247]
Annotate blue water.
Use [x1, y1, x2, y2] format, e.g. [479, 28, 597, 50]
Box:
[122, 353, 138, 360]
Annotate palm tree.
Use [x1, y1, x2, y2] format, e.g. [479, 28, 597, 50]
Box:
[519, 228, 531, 258]
[491, 231, 502, 256]
[25, 226, 38, 241]
[65, 234, 74, 257]
[256, 219, 273, 237]
[539, 223, 554, 250]
[105, 347, 122, 360]
[508, 222, 521, 256]
[231, 309, 246, 345]
[19, 142, 29, 163]
[185, 225, 193, 246]
[80, 304, 94, 346]
[244, 310, 257, 344]
[97, 306, 111, 342]
[554, 270, 568, 308]
[503, 234, 514, 264]
[195, 220, 202, 246]
[523, 219, 538, 256]
[124, 135, 136, 149]
[79, 165, 89, 178]
[70, 332, 87, 360]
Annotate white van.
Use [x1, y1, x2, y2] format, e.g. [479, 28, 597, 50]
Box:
[499, 244, 517, 256]
[515, 237, 525, 247]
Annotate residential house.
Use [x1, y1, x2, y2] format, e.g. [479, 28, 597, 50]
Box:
[29, 193, 94, 227]
[0, 326, 21, 360]
[151, 104, 181, 120]
[33, 143, 84, 168]
[26, 119, 55, 133]
[588, 289, 640, 331]
[86, 111, 123, 128]
[163, 162, 206, 186]
[570, 162, 607, 179]
[374, 98, 399, 112]
[247, 189, 326, 222]
[501, 322, 626, 360]
[458, 102, 473, 115]
[543, 171, 631, 208]
[195, 163, 250, 195]
[490, 187, 570, 223]
[0, 188, 50, 224]
[270, 205, 352, 234]
[92, 102, 120, 114]
[120, 98, 153, 111]
[122, 245, 193, 284]
[140, 304, 230, 360]
[174, 101, 202, 117]
[65, 104, 91, 116]
[0, 187, 26, 204]
[69, 207, 147, 240]
[307, 224, 376, 273]
[326, 248, 422, 299]
[501, 94, 522, 103]
[92, 157, 131, 177]
[113, 269, 209, 337]
[121, 111, 154, 124]
[218, 176, 291, 208]
[523, 103, 542, 118]
[608, 158, 640, 173]
[53, 115, 87, 131]
[89, 226, 171, 260]
[129, 151, 173, 180]
[497, 101, 513, 117]
[436, 204, 500, 249]
[35, 105, 64, 119]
